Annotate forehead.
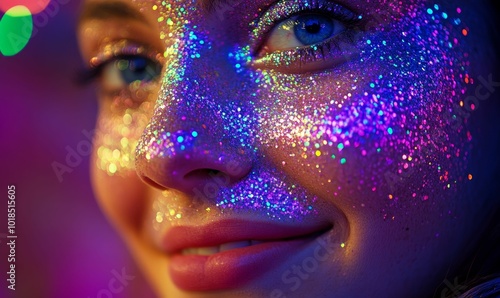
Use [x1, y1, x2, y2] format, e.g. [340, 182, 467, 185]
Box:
[79, 0, 431, 22]
[80, 0, 156, 25]
[79, 0, 221, 18]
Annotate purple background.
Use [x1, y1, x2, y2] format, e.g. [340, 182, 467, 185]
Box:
[0, 1, 155, 297]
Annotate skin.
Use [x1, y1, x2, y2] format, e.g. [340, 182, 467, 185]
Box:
[78, 0, 500, 297]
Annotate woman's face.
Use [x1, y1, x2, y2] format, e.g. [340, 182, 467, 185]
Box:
[79, 0, 499, 296]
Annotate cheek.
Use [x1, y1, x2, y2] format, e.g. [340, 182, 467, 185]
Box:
[91, 162, 148, 232]
[255, 4, 473, 219]
[90, 99, 155, 231]
[92, 96, 154, 175]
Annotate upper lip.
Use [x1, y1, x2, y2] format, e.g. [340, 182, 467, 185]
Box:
[162, 219, 333, 254]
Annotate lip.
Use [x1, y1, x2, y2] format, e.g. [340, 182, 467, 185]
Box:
[163, 219, 333, 291]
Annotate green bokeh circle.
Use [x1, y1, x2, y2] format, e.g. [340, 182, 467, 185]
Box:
[0, 6, 33, 57]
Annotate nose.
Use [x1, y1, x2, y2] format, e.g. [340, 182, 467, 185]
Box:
[136, 127, 254, 195]
[134, 20, 255, 197]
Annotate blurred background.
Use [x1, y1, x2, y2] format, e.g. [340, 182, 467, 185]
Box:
[0, 1, 155, 297]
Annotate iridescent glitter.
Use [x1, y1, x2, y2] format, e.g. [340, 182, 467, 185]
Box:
[136, 0, 318, 220]
[252, 2, 472, 219]
[133, 0, 473, 222]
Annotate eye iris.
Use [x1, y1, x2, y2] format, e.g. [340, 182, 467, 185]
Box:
[115, 56, 162, 84]
[294, 15, 334, 45]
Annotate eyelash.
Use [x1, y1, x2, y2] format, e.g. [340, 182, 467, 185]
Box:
[79, 1, 361, 85]
[251, 0, 362, 71]
[78, 41, 164, 86]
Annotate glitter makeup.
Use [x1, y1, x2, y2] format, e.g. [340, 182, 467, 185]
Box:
[80, 1, 500, 296]
[131, 0, 472, 222]
[252, 2, 472, 219]
[252, 0, 362, 71]
[88, 39, 164, 175]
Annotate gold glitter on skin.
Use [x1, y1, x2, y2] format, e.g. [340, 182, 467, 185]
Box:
[90, 40, 163, 175]
[95, 100, 154, 175]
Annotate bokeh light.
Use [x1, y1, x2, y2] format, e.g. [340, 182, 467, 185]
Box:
[0, 0, 52, 56]
[0, 0, 50, 14]
[0, 6, 33, 56]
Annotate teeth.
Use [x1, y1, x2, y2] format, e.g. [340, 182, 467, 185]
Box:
[181, 240, 261, 255]
[219, 241, 251, 252]
[194, 247, 219, 256]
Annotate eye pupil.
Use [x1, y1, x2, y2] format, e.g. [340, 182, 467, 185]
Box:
[114, 56, 162, 84]
[130, 57, 147, 72]
[294, 15, 334, 45]
[304, 22, 321, 34]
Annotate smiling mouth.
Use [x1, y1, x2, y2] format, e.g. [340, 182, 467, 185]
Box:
[181, 240, 266, 255]
[179, 228, 331, 256]
[162, 219, 336, 291]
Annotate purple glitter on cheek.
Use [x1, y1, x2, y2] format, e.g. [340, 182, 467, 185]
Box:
[252, 3, 473, 216]
[136, 0, 474, 222]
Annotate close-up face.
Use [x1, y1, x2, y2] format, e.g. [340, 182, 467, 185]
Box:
[78, 0, 500, 297]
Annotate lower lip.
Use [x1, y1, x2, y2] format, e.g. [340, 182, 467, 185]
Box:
[169, 235, 321, 291]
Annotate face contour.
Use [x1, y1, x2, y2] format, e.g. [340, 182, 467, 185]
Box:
[78, 0, 500, 297]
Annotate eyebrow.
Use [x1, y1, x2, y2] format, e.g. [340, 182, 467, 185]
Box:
[79, 1, 150, 25]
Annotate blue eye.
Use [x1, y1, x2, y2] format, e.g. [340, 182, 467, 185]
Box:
[96, 55, 163, 91]
[294, 15, 335, 45]
[261, 13, 346, 53]
[113, 56, 162, 85]
[252, 1, 361, 73]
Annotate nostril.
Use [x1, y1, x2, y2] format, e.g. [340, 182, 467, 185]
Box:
[184, 169, 222, 181]
[183, 168, 235, 191]
[140, 176, 166, 190]
[140, 168, 234, 193]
